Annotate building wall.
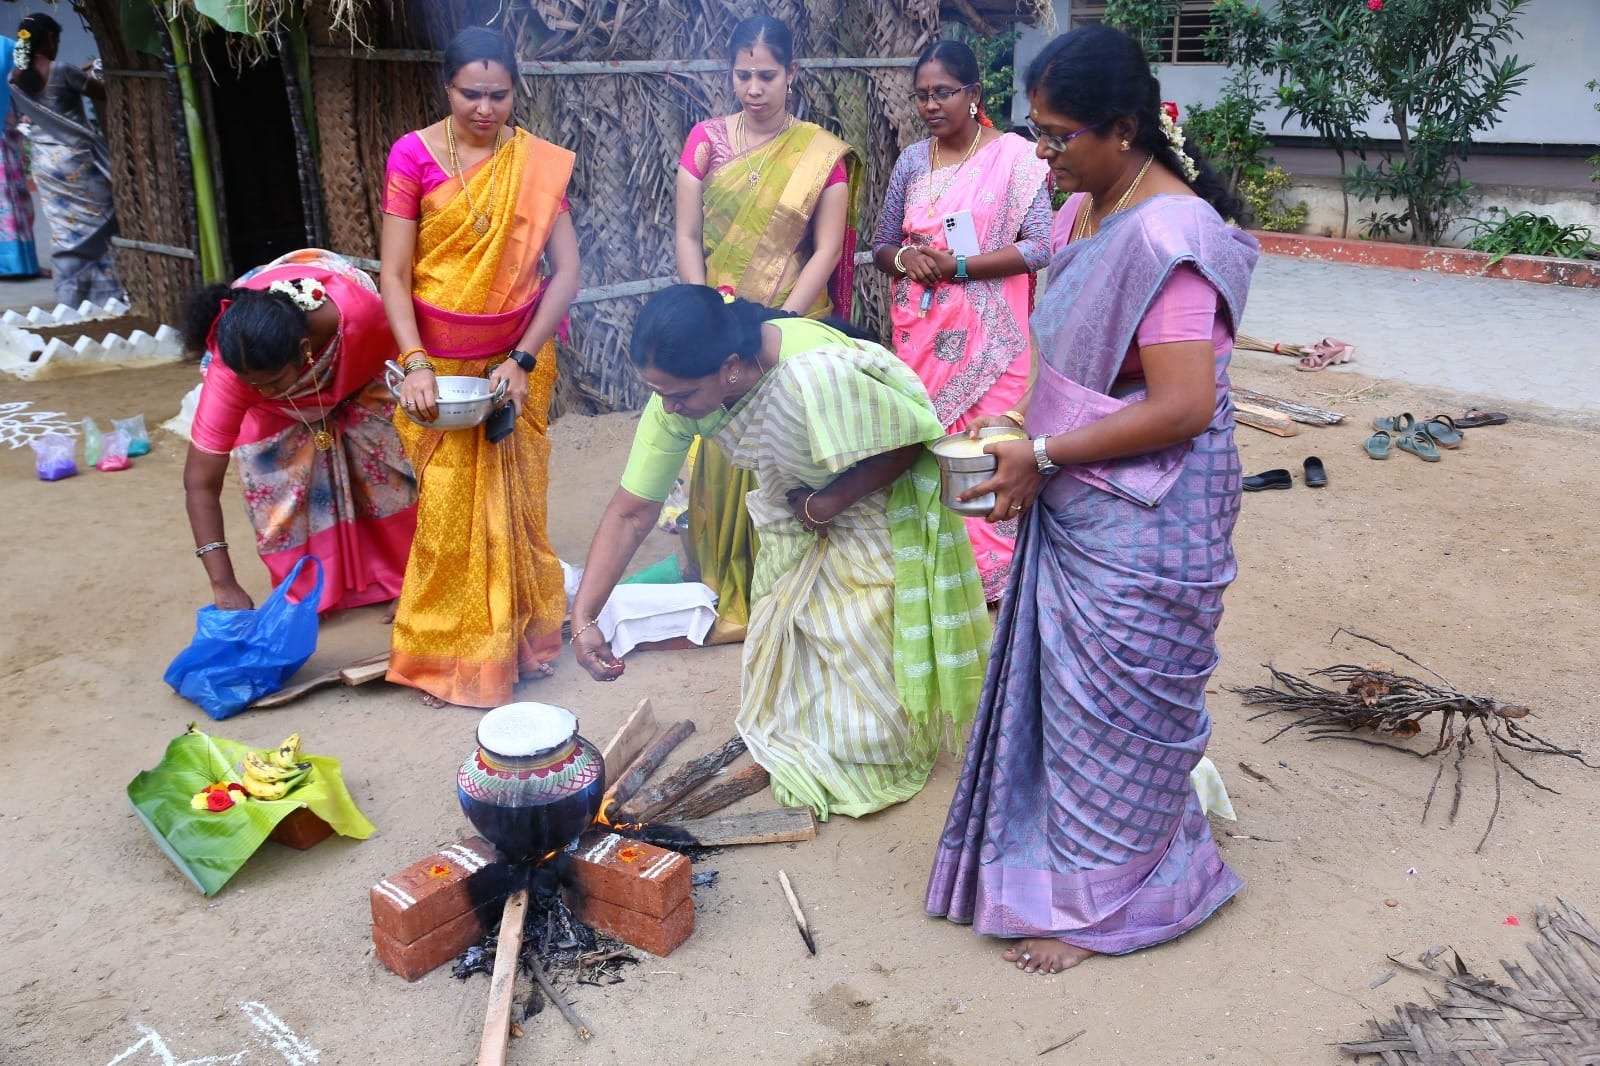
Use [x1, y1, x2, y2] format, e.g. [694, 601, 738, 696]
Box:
[1014, 0, 1600, 148]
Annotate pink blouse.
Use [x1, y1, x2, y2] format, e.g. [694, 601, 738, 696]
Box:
[1052, 193, 1232, 383]
[678, 118, 848, 186]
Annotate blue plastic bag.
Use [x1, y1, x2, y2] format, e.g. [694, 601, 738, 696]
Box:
[163, 557, 323, 719]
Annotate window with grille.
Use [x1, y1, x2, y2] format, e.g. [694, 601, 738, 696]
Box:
[1071, 1, 1220, 65]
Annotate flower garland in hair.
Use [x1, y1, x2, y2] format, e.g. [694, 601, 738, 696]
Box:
[268, 277, 328, 311]
[13, 29, 31, 69]
[1159, 101, 1201, 185]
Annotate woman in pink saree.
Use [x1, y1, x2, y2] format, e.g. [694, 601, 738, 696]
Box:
[873, 41, 1052, 602]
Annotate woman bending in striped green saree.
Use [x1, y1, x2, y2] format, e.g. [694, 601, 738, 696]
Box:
[572, 285, 990, 819]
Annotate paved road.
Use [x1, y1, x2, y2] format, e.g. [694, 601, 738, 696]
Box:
[1239, 254, 1600, 415]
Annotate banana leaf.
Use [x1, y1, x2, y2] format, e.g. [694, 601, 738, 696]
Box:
[127, 725, 376, 897]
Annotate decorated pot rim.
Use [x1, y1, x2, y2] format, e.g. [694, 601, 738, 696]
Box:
[476, 701, 578, 761]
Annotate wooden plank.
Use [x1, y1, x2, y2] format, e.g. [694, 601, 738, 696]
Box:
[339, 653, 391, 685]
[667, 807, 817, 847]
[248, 651, 388, 709]
[618, 736, 747, 822]
[603, 719, 695, 811]
[598, 698, 657, 790]
[476, 886, 528, 1066]
[660, 763, 770, 822]
[1233, 400, 1299, 436]
[1231, 386, 1345, 425]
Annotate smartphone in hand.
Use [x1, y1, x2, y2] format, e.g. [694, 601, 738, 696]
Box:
[941, 209, 981, 256]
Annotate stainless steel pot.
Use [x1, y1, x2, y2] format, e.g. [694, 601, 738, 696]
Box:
[384, 360, 509, 430]
[931, 427, 1028, 517]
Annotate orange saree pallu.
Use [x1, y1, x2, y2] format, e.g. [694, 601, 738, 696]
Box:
[385, 129, 573, 707]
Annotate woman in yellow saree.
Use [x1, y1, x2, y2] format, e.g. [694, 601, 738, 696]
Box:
[674, 15, 861, 643]
[378, 28, 580, 708]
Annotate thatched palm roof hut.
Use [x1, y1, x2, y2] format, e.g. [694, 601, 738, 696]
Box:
[72, 0, 1046, 412]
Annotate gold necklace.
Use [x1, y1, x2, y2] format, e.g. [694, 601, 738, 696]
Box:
[735, 113, 793, 189]
[445, 119, 505, 238]
[1072, 153, 1155, 243]
[925, 126, 984, 217]
[281, 390, 334, 452]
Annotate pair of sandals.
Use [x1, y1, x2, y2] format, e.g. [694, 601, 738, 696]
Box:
[1364, 413, 1462, 462]
[1296, 337, 1355, 372]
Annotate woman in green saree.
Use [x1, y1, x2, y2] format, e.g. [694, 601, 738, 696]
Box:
[674, 15, 861, 643]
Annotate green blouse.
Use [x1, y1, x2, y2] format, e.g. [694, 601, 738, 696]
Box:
[619, 316, 855, 502]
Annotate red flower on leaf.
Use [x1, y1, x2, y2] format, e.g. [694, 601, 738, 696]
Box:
[206, 788, 236, 812]
[1366, 0, 1382, 10]
[1160, 101, 1179, 123]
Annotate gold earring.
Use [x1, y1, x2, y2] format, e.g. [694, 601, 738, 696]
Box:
[729, 370, 740, 385]
[1121, 139, 1130, 150]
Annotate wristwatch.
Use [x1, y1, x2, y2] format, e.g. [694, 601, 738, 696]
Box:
[1033, 435, 1059, 476]
[507, 348, 537, 373]
[954, 254, 969, 280]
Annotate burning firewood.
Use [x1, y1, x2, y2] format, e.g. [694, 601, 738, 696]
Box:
[1229, 630, 1595, 852]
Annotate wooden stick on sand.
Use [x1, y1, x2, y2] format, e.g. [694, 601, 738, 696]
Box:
[598, 697, 657, 790]
[477, 886, 529, 1066]
[777, 869, 816, 955]
[603, 718, 696, 811]
[530, 963, 592, 1041]
[659, 763, 770, 822]
[618, 736, 747, 821]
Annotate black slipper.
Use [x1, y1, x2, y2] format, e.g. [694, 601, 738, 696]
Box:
[1242, 468, 1293, 491]
[1303, 456, 1327, 487]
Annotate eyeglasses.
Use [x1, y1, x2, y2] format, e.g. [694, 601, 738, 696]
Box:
[908, 83, 978, 104]
[1026, 119, 1101, 153]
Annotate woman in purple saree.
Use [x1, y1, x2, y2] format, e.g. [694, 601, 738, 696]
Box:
[925, 25, 1259, 973]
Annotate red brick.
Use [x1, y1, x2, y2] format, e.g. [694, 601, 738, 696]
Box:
[268, 808, 334, 851]
[370, 836, 511, 946]
[373, 905, 490, 982]
[574, 894, 694, 958]
[570, 832, 691, 920]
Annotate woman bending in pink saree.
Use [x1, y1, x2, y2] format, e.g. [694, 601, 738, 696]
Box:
[873, 41, 1052, 602]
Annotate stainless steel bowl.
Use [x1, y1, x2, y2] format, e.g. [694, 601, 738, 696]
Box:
[931, 427, 1028, 516]
[385, 360, 509, 431]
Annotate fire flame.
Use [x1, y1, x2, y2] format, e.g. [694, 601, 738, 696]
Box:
[593, 796, 645, 835]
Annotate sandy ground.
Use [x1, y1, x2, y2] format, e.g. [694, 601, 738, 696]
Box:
[3, 351, 1598, 1066]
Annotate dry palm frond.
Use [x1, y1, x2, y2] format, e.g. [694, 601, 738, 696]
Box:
[1230, 630, 1595, 852]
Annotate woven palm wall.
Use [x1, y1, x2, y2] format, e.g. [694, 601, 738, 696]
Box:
[74, 0, 199, 326]
[310, 0, 943, 414]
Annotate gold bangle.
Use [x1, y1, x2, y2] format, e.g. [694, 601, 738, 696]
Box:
[802, 491, 829, 528]
[1002, 409, 1026, 428]
[403, 358, 436, 375]
[194, 541, 228, 557]
[570, 618, 599, 643]
[892, 245, 911, 275]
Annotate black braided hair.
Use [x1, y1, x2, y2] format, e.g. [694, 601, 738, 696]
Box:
[630, 284, 796, 377]
[180, 284, 309, 373]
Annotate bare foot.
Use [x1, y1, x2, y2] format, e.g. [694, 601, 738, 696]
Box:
[419, 692, 448, 708]
[1002, 938, 1096, 974]
[380, 599, 397, 624]
[523, 662, 555, 680]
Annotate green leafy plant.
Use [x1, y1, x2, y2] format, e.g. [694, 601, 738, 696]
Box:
[1589, 80, 1599, 183]
[1250, 0, 1531, 246]
[1184, 0, 1279, 207]
[970, 28, 1021, 128]
[1239, 166, 1309, 231]
[1462, 209, 1599, 264]
[1103, 0, 1179, 64]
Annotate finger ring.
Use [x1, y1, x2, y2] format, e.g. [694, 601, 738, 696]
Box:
[404, 400, 415, 407]
[1010, 503, 1022, 511]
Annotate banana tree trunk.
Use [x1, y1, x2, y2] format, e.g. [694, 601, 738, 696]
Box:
[163, 15, 225, 283]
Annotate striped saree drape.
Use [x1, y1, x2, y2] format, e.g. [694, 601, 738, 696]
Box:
[718, 342, 990, 819]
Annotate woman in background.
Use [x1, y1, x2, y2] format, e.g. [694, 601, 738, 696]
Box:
[873, 40, 1051, 602]
[673, 14, 860, 642]
[8, 13, 121, 303]
[0, 32, 39, 277]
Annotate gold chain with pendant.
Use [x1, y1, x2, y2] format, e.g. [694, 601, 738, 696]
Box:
[925, 125, 983, 217]
[734, 112, 793, 189]
[1072, 153, 1155, 243]
[445, 119, 505, 238]
[281, 390, 334, 452]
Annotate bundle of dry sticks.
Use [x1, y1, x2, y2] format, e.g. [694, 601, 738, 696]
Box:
[1229, 631, 1595, 851]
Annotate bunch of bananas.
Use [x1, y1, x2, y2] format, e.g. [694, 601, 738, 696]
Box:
[241, 733, 314, 800]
